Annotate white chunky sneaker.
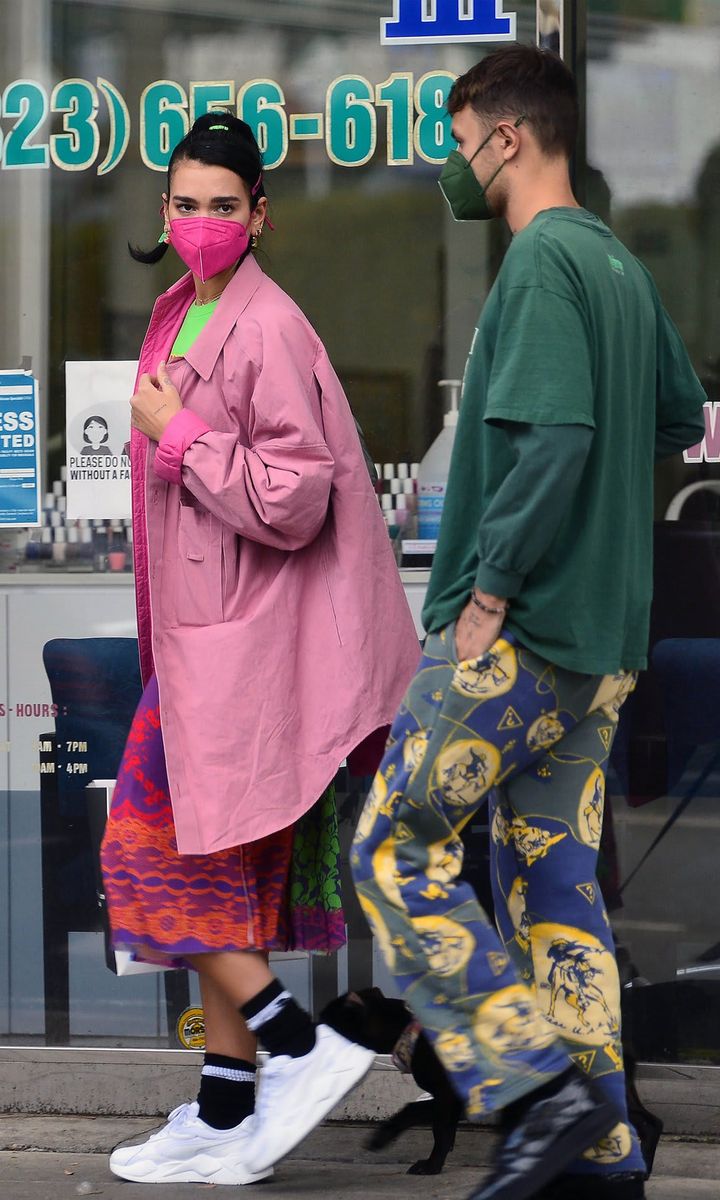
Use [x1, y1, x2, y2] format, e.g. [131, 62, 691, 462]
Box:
[109, 1101, 272, 1184]
[246, 1024, 375, 1173]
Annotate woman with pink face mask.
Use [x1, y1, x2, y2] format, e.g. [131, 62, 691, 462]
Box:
[102, 113, 419, 1186]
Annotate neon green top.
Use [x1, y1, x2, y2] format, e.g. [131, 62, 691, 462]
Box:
[171, 298, 219, 357]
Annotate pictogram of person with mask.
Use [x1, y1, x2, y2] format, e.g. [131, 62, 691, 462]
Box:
[101, 112, 420, 1187]
[80, 414, 113, 457]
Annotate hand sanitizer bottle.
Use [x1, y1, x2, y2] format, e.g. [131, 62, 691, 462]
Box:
[417, 379, 461, 541]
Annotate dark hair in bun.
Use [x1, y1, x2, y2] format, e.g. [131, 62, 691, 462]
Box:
[129, 112, 266, 264]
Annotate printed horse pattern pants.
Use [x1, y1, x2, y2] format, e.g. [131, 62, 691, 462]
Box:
[351, 623, 645, 1176]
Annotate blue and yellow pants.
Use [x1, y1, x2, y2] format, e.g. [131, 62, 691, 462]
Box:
[351, 624, 645, 1176]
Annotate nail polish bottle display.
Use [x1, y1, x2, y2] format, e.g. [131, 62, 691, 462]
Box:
[80, 527, 94, 563]
[66, 526, 80, 563]
[93, 522, 108, 572]
[52, 528, 67, 565]
[108, 524, 127, 572]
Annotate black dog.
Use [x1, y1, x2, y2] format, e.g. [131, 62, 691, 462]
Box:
[320, 987, 463, 1175]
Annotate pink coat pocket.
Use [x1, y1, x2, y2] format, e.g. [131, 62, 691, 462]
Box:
[176, 501, 223, 626]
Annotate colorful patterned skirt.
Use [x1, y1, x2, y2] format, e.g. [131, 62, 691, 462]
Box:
[100, 674, 345, 967]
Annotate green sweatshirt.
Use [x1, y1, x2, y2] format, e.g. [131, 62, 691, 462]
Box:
[423, 207, 707, 674]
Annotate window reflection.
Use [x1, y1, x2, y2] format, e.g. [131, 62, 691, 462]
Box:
[0, 0, 719, 1064]
[586, 0, 720, 1065]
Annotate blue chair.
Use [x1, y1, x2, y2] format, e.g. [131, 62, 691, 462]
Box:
[43, 637, 143, 815]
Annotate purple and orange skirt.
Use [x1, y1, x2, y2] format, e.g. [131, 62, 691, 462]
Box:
[101, 675, 345, 967]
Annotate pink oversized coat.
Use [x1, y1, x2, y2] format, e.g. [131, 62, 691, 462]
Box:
[130, 255, 420, 855]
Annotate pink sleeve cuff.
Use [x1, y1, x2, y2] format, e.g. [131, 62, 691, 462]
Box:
[154, 409, 212, 486]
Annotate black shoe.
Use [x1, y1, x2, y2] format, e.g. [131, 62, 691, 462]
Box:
[468, 1066, 622, 1200]
[538, 1171, 646, 1198]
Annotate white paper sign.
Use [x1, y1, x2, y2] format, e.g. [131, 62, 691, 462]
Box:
[65, 361, 137, 520]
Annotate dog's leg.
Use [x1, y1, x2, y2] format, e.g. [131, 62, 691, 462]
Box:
[366, 1098, 434, 1152]
[407, 1100, 462, 1176]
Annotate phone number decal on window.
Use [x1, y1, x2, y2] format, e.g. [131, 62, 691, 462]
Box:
[0, 73, 456, 174]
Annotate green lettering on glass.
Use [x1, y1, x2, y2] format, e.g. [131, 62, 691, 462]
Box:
[0, 71, 460, 173]
[190, 82, 234, 124]
[2, 80, 49, 169]
[414, 71, 456, 164]
[97, 78, 130, 175]
[140, 80, 189, 172]
[376, 73, 413, 166]
[238, 80, 288, 170]
[326, 76, 377, 167]
[50, 79, 99, 170]
[292, 116, 321, 137]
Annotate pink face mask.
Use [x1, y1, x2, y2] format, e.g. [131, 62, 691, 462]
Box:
[169, 217, 249, 283]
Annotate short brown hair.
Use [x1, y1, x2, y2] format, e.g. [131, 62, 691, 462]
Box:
[447, 45, 578, 160]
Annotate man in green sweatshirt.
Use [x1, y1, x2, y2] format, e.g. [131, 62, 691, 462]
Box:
[351, 44, 706, 1200]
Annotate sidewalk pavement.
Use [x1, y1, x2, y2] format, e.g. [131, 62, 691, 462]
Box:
[0, 1116, 719, 1199]
[0, 1113, 715, 1200]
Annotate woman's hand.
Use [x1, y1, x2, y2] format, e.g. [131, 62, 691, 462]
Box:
[130, 362, 183, 442]
[455, 591, 506, 663]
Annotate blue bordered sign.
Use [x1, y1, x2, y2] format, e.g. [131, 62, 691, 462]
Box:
[381, 1, 517, 46]
[0, 370, 41, 527]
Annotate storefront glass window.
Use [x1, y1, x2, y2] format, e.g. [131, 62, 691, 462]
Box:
[0, 0, 718, 1069]
[0, 0, 533, 1048]
[585, 0, 720, 1065]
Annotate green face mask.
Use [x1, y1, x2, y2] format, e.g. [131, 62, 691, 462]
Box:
[438, 114, 526, 222]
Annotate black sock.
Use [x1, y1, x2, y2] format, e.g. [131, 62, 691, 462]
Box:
[197, 1052, 256, 1130]
[241, 979, 316, 1058]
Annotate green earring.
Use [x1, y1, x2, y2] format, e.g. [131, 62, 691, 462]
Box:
[157, 226, 169, 245]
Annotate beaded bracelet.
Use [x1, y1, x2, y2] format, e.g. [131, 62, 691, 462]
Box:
[471, 591, 508, 617]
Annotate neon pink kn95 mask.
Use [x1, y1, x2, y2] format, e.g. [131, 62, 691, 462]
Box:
[169, 217, 249, 283]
